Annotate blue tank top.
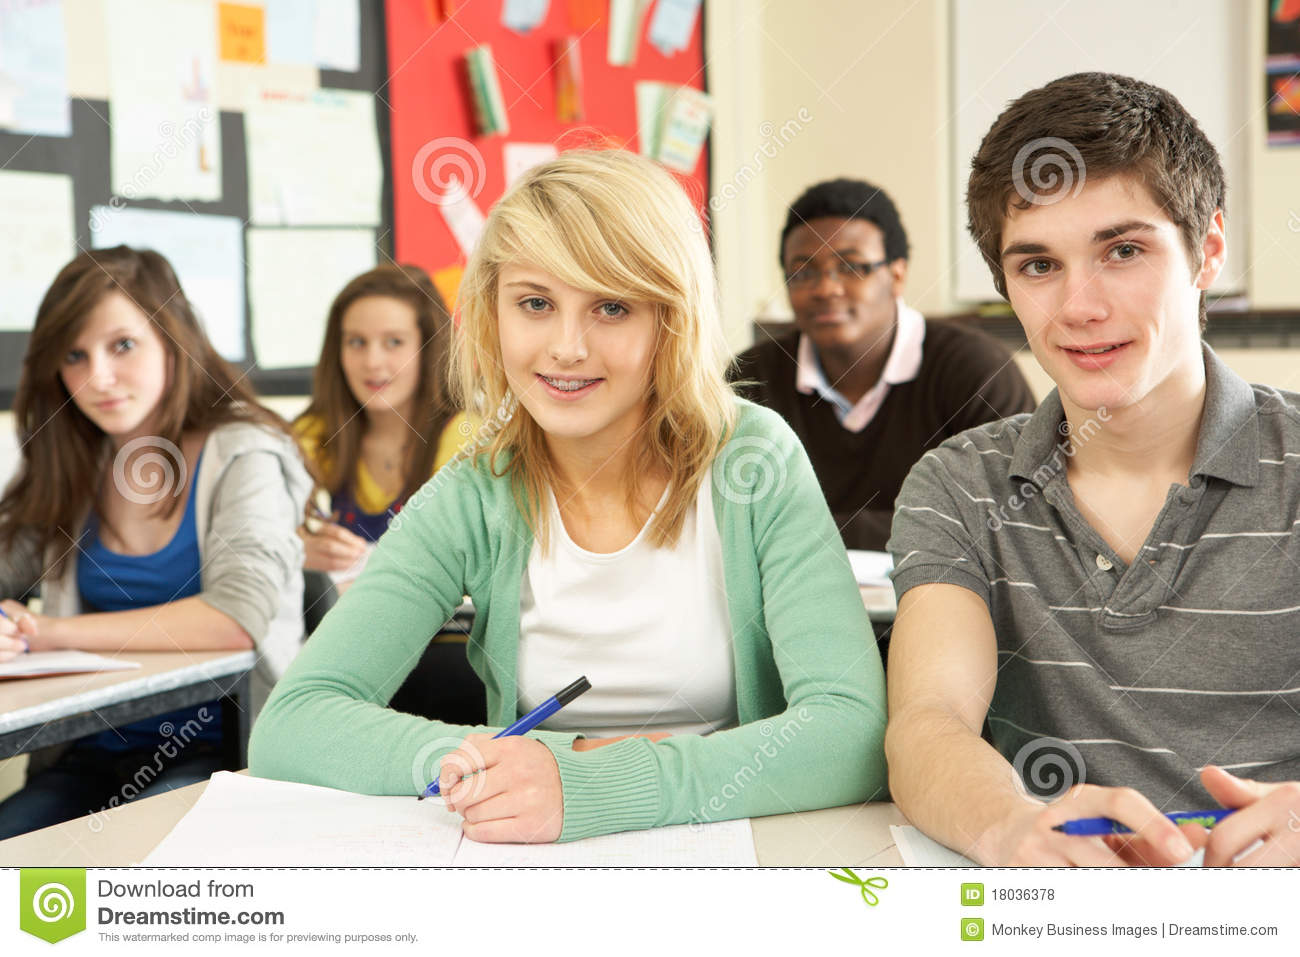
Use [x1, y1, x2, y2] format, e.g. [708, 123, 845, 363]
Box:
[77, 449, 221, 750]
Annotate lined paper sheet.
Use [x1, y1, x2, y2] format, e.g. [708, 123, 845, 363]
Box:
[144, 772, 464, 866]
[144, 772, 758, 866]
[453, 819, 757, 867]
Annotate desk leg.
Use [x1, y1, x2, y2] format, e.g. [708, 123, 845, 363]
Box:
[221, 672, 251, 770]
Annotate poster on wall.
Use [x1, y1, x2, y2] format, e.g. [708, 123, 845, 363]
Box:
[1266, 0, 1300, 145]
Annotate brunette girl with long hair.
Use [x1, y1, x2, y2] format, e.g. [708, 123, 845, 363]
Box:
[0, 245, 310, 837]
[293, 265, 467, 576]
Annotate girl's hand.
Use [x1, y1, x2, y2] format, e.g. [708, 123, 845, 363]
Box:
[298, 522, 370, 573]
[0, 600, 40, 661]
[440, 734, 564, 843]
[572, 732, 670, 751]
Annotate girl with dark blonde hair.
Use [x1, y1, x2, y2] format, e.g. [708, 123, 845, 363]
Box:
[252, 151, 886, 845]
[0, 245, 310, 837]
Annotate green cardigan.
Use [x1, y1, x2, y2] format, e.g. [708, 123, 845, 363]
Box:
[249, 399, 887, 841]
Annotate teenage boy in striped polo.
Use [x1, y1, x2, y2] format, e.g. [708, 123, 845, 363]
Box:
[885, 73, 1300, 867]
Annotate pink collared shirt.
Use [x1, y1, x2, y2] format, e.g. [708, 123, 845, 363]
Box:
[795, 299, 927, 433]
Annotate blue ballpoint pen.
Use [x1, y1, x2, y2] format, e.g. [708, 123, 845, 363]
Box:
[1054, 808, 1236, 836]
[0, 605, 28, 653]
[418, 676, 592, 800]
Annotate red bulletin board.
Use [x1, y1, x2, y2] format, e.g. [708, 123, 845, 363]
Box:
[382, 0, 708, 295]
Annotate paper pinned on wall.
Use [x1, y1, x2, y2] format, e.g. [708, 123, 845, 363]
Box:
[647, 0, 700, 57]
[63, 0, 109, 99]
[437, 178, 487, 257]
[503, 141, 559, 188]
[218, 1, 267, 64]
[247, 227, 376, 369]
[246, 88, 382, 225]
[607, 0, 649, 66]
[0, 0, 71, 136]
[106, 0, 222, 202]
[0, 171, 74, 331]
[265, 0, 360, 73]
[90, 206, 248, 362]
[215, 59, 319, 111]
[502, 0, 549, 34]
[654, 85, 711, 173]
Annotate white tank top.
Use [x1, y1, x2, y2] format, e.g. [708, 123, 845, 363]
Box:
[516, 466, 737, 737]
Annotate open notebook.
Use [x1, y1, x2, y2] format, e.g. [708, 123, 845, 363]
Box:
[144, 772, 758, 866]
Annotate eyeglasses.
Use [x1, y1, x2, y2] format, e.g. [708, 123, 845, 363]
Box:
[784, 259, 890, 288]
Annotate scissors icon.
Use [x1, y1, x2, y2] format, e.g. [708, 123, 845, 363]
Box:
[828, 868, 888, 905]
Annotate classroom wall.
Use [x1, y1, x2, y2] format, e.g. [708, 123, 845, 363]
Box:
[708, 0, 1300, 342]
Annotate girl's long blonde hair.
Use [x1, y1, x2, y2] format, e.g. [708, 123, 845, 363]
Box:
[451, 149, 736, 550]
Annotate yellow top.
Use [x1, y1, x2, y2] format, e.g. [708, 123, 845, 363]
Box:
[295, 411, 473, 514]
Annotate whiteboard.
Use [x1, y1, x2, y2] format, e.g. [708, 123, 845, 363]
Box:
[951, 0, 1249, 303]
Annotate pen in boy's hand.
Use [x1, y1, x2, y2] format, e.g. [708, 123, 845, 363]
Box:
[1053, 808, 1235, 836]
[418, 676, 591, 800]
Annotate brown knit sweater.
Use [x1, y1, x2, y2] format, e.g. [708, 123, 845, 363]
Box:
[731, 320, 1037, 549]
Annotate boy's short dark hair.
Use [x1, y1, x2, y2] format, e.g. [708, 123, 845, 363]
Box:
[967, 72, 1225, 327]
[779, 178, 910, 265]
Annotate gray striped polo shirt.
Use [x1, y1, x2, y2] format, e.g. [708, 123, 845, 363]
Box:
[888, 345, 1300, 809]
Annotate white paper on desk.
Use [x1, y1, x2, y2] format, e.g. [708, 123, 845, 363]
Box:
[91, 207, 246, 361]
[0, 651, 140, 679]
[890, 824, 1207, 867]
[0, 170, 75, 331]
[891, 825, 977, 866]
[145, 772, 465, 865]
[146, 771, 758, 866]
[106, 0, 221, 202]
[0, 0, 71, 136]
[453, 818, 757, 867]
[246, 88, 382, 225]
[847, 549, 894, 587]
[247, 227, 376, 369]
